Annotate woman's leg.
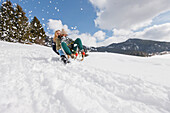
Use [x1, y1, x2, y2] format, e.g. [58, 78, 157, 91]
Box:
[73, 38, 83, 52]
[61, 42, 72, 55]
[58, 49, 65, 56]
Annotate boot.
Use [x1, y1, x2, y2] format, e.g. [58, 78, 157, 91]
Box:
[61, 55, 70, 64]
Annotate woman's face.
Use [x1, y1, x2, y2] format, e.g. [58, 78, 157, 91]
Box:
[56, 31, 61, 36]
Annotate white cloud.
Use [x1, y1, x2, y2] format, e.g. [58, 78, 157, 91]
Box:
[135, 23, 170, 41]
[113, 29, 133, 37]
[69, 33, 97, 47]
[97, 23, 170, 46]
[97, 36, 128, 47]
[109, 23, 170, 43]
[89, 0, 170, 30]
[47, 19, 70, 33]
[89, 0, 106, 9]
[93, 30, 106, 41]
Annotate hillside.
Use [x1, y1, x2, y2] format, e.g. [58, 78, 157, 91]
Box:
[91, 39, 170, 56]
[0, 41, 170, 113]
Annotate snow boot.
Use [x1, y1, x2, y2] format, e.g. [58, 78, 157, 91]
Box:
[61, 55, 70, 64]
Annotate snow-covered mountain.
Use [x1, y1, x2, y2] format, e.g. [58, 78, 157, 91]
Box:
[91, 39, 170, 56]
[0, 41, 170, 113]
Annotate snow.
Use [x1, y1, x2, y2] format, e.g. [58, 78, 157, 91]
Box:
[0, 41, 170, 113]
[86, 53, 170, 87]
[34, 23, 37, 27]
[28, 11, 32, 14]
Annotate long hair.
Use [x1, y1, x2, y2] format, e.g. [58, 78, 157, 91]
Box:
[54, 30, 60, 39]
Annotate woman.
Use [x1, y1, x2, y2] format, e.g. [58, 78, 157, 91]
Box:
[52, 30, 68, 63]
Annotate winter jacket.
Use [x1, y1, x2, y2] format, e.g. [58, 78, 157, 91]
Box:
[54, 36, 74, 50]
[53, 36, 61, 50]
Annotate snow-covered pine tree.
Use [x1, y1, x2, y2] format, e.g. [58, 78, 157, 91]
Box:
[30, 16, 46, 45]
[0, 6, 2, 39]
[14, 4, 29, 43]
[0, 0, 16, 42]
[45, 36, 52, 47]
[24, 22, 34, 44]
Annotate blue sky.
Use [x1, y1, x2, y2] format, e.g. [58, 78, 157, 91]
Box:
[1, 0, 170, 47]
[0, 0, 99, 34]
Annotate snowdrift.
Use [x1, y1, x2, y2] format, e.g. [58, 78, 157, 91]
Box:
[0, 41, 170, 113]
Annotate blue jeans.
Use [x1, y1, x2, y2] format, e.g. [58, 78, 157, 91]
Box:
[58, 49, 65, 56]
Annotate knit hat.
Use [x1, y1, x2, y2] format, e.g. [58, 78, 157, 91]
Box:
[61, 29, 67, 35]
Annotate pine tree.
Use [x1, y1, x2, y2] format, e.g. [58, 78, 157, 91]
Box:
[30, 16, 46, 45]
[0, 0, 16, 42]
[24, 22, 34, 44]
[45, 36, 52, 47]
[14, 4, 29, 43]
[0, 1, 47, 45]
[0, 6, 2, 39]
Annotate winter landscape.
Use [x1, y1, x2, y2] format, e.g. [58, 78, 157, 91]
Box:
[0, 41, 170, 113]
[1, 0, 170, 113]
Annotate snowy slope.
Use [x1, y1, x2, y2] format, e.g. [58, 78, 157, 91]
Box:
[0, 41, 170, 113]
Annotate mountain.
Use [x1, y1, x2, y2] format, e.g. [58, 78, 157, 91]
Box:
[91, 39, 170, 56]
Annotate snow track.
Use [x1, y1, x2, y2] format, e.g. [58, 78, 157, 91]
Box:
[0, 41, 170, 113]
